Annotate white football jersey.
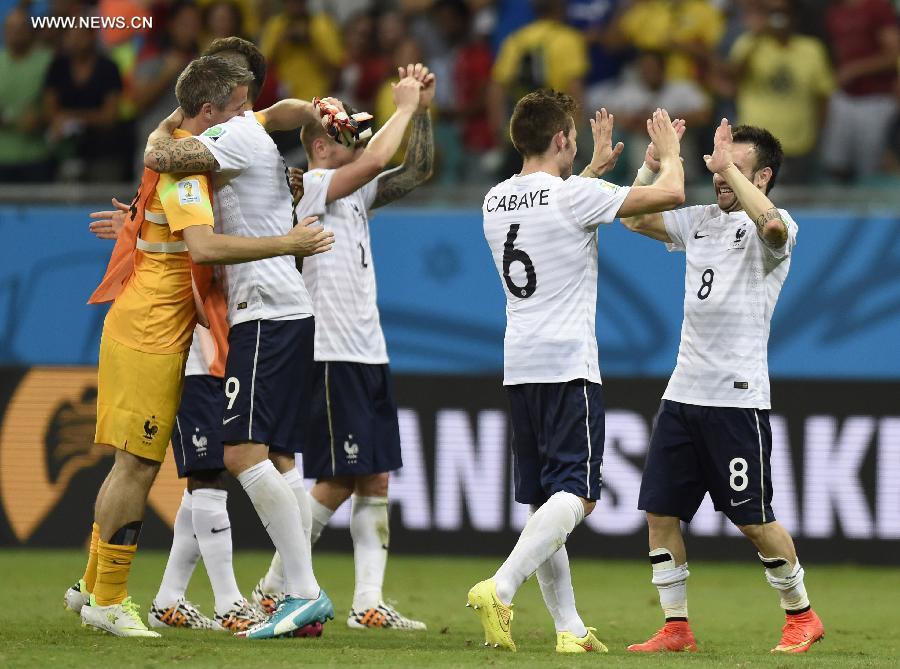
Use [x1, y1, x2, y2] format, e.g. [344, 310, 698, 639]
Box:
[295, 168, 388, 363]
[184, 323, 216, 377]
[196, 111, 314, 326]
[662, 204, 798, 409]
[483, 172, 630, 385]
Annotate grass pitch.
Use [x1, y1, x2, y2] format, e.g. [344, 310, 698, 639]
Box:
[0, 549, 897, 667]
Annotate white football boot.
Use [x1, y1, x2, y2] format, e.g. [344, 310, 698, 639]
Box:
[81, 595, 161, 637]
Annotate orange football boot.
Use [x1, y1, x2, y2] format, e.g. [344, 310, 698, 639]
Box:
[627, 621, 698, 652]
[771, 609, 825, 653]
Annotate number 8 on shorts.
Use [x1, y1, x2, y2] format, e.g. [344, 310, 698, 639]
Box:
[729, 457, 748, 492]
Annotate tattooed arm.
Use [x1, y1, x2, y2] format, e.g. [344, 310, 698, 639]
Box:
[752, 205, 788, 248]
[143, 107, 219, 173]
[371, 110, 434, 209]
[144, 136, 219, 173]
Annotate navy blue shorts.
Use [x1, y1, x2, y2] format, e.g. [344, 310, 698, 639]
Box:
[506, 379, 605, 506]
[220, 317, 315, 454]
[303, 361, 402, 479]
[638, 400, 775, 525]
[172, 374, 224, 478]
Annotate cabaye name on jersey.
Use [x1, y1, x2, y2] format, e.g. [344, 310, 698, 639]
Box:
[485, 189, 550, 213]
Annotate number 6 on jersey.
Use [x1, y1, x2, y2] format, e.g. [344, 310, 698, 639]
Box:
[502, 224, 537, 298]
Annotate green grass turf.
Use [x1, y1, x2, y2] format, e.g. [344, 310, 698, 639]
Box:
[0, 549, 897, 667]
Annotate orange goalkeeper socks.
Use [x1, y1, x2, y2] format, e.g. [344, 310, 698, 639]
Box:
[82, 522, 100, 592]
[94, 540, 137, 606]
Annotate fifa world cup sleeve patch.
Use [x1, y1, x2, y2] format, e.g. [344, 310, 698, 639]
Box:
[178, 179, 202, 205]
[202, 125, 227, 141]
[597, 179, 619, 193]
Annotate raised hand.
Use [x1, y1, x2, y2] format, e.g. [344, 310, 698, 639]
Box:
[392, 71, 424, 114]
[318, 96, 346, 115]
[586, 108, 625, 177]
[646, 108, 680, 161]
[287, 216, 334, 257]
[399, 63, 436, 112]
[645, 118, 686, 172]
[704, 118, 734, 174]
[88, 197, 130, 240]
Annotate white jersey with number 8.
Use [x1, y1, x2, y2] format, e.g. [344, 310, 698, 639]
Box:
[661, 204, 798, 409]
[483, 172, 630, 385]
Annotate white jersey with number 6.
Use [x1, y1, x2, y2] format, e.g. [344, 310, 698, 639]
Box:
[483, 172, 630, 385]
[662, 204, 798, 409]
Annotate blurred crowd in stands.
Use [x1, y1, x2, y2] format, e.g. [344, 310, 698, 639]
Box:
[0, 0, 898, 188]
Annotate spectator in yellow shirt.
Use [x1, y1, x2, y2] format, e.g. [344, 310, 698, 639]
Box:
[618, 0, 725, 83]
[729, 0, 835, 182]
[260, 0, 344, 101]
[488, 0, 589, 163]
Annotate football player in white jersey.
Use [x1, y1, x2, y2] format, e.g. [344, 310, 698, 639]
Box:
[141, 39, 277, 636]
[621, 120, 824, 654]
[473, 90, 686, 653]
[251, 65, 433, 631]
[144, 74, 352, 639]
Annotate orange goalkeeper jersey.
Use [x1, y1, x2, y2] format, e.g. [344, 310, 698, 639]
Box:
[91, 128, 215, 354]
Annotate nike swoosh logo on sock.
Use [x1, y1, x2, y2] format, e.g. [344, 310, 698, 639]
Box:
[211, 526, 231, 534]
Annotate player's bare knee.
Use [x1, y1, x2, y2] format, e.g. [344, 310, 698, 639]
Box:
[223, 442, 264, 476]
[188, 468, 229, 491]
[313, 477, 354, 509]
[113, 448, 160, 485]
[268, 451, 296, 474]
[355, 472, 389, 497]
[222, 446, 243, 475]
[737, 522, 768, 544]
[646, 512, 680, 530]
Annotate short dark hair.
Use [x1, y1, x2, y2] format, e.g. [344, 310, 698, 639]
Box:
[509, 89, 576, 158]
[175, 55, 253, 117]
[203, 36, 266, 103]
[731, 125, 784, 193]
